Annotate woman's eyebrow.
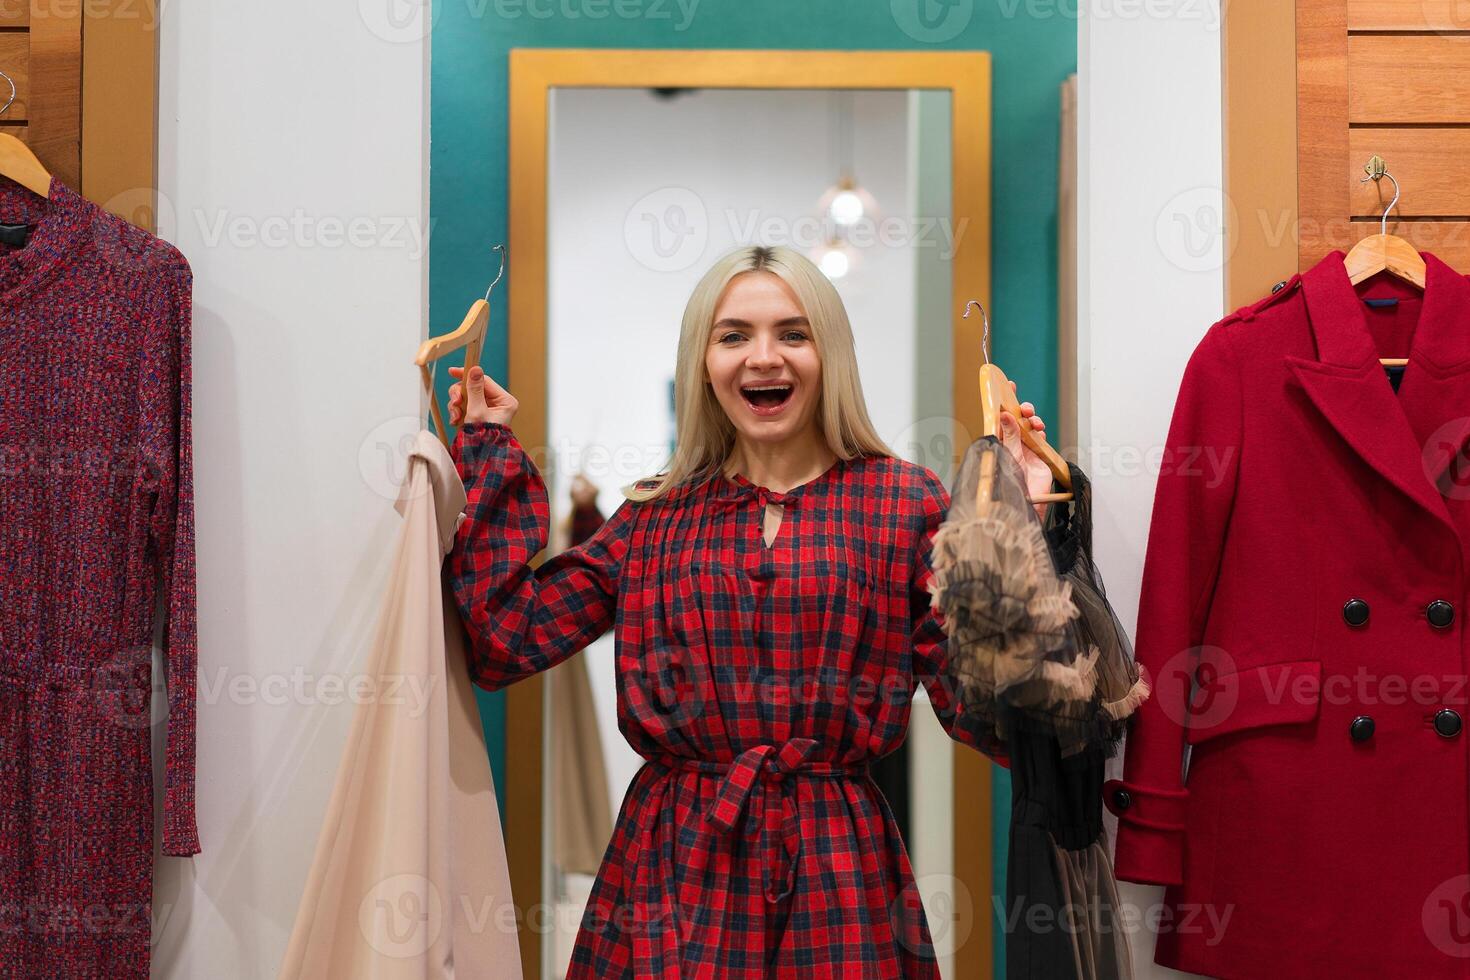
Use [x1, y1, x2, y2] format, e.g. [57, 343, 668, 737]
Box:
[712, 316, 811, 329]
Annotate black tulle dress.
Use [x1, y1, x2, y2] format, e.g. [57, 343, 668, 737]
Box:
[928, 437, 1148, 980]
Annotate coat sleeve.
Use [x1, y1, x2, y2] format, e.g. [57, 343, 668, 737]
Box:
[142, 249, 201, 858]
[447, 421, 632, 691]
[909, 467, 1011, 767]
[1104, 320, 1243, 886]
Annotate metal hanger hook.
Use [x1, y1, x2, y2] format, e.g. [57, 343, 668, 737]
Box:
[1360, 156, 1401, 236]
[484, 243, 507, 302]
[963, 299, 992, 365]
[0, 69, 14, 118]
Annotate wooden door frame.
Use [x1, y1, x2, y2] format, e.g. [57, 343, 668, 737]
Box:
[507, 47, 993, 979]
[1222, 0, 1299, 309]
[81, 0, 160, 229]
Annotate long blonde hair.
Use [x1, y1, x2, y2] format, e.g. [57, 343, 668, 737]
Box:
[625, 245, 892, 502]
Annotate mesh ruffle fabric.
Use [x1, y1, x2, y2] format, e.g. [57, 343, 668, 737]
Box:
[931, 436, 1144, 979]
[928, 435, 1148, 760]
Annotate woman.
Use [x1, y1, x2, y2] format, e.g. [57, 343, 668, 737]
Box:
[445, 245, 1053, 977]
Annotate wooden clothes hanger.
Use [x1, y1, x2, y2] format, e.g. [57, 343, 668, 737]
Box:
[0, 68, 52, 199]
[414, 245, 505, 450]
[963, 299, 1074, 511]
[1343, 155, 1423, 368]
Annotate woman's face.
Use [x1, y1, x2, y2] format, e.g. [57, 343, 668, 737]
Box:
[705, 271, 823, 450]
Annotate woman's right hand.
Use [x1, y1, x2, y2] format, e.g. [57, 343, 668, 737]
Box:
[448, 365, 518, 428]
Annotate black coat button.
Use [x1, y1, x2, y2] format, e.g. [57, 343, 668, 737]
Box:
[1343, 598, 1370, 627]
[1436, 708, 1463, 738]
[1112, 788, 1132, 811]
[1349, 715, 1375, 742]
[1428, 600, 1455, 630]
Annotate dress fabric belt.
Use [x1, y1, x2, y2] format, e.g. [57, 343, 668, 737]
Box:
[652, 737, 871, 904]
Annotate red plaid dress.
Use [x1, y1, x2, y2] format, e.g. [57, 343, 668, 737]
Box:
[448, 421, 983, 978]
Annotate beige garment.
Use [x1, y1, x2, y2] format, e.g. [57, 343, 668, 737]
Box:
[550, 654, 613, 876]
[280, 429, 522, 980]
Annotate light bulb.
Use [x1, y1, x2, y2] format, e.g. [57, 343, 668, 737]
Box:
[818, 248, 850, 279]
[828, 189, 865, 227]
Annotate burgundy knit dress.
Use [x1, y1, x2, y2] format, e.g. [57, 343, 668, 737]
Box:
[448, 420, 988, 978]
[0, 178, 198, 977]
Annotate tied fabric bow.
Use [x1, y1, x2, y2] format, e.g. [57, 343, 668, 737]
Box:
[665, 738, 867, 905]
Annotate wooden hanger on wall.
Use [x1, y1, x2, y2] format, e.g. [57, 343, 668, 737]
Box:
[0, 68, 52, 199]
[965, 299, 1074, 510]
[415, 245, 505, 450]
[1343, 155, 1423, 368]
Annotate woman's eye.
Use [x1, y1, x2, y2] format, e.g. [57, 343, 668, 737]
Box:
[717, 331, 744, 344]
[782, 330, 809, 342]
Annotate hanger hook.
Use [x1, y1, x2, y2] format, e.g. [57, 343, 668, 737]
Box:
[962, 299, 992, 365]
[484, 244, 507, 302]
[1360, 156, 1401, 237]
[0, 69, 15, 118]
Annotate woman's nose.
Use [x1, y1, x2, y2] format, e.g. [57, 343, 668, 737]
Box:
[746, 336, 781, 368]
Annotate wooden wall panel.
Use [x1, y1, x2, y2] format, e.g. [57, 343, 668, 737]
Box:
[1349, 36, 1470, 123]
[26, 0, 80, 188]
[1299, 0, 1470, 270]
[0, 2, 28, 28]
[1349, 129, 1470, 216]
[0, 33, 29, 120]
[1298, 0, 1353, 265]
[1349, 0, 1470, 29]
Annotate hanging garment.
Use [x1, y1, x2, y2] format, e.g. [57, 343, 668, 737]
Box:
[1106, 250, 1470, 978]
[448, 420, 1001, 978]
[551, 499, 616, 878]
[280, 429, 521, 979]
[930, 436, 1142, 980]
[0, 177, 197, 979]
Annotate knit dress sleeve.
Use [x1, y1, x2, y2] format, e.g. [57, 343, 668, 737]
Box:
[141, 249, 201, 857]
[446, 421, 633, 692]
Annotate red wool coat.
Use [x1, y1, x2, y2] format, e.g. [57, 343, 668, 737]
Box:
[1106, 250, 1470, 977]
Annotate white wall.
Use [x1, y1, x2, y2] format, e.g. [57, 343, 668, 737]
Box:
[152, 2, 430, 976]
[1079, 3, 1223, 978]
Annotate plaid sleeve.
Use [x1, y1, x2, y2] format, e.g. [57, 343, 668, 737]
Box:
[446, 421, 632, 691]
[908, 467, 1011, 767]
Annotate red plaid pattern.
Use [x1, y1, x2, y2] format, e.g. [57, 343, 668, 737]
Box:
[448, 421, 986, 977]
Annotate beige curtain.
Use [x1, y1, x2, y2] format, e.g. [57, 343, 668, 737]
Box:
[280, 429, 522, 980]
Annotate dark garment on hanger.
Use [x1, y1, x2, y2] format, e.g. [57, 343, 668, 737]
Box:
[931, 441, 1142, 980]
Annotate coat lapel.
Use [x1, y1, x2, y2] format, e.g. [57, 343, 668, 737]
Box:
[1287, 251, 1458, 533]
[1394, 253, 1470, 490]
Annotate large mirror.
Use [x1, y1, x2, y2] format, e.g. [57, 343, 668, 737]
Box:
[506, 50, 993, 980]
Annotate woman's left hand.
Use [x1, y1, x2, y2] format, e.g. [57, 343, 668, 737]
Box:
[997, 381, 1055, 518]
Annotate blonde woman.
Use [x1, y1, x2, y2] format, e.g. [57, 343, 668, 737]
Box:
[445, 245, 1052, 977]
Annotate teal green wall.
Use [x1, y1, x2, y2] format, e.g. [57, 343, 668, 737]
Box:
[430, 4, 1075, 974]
